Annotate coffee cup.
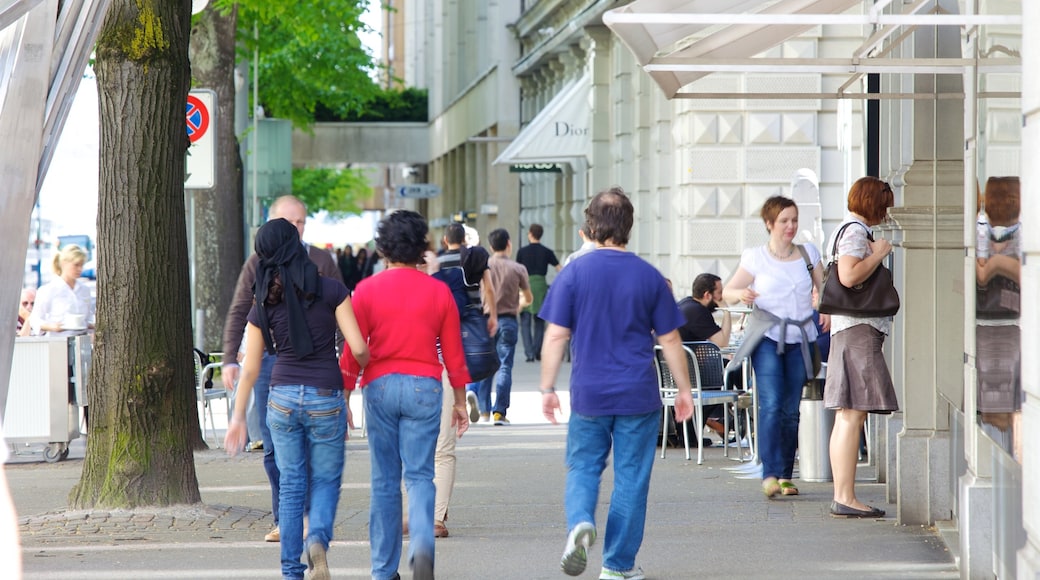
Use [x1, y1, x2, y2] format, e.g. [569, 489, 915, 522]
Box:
[63, 313, 86, 330]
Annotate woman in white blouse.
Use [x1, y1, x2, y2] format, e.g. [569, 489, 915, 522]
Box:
[29, 244, 94, 337]
[723, 196, 826, 500]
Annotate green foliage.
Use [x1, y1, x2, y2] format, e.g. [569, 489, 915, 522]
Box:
[220, 0, 379, 129]
[292, 167, 374, 218]
[315, 86, 428, 123]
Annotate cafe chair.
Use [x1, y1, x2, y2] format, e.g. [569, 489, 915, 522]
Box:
[655, 345, 692, 460]
[685, 341, 746, 463]
[654, 343, 742, 464]
[193, 349, 229, 448]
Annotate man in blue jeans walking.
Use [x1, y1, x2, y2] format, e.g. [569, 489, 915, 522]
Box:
[540, 188, 693, 580]
[470, 228, 532, 426]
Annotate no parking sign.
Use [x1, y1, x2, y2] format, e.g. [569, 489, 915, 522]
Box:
[185, 90, 215, 189]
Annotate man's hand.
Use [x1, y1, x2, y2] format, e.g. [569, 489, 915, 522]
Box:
[542, 391, 562, 424]
[345, 407, 355, 441]
[451, 404, 470, 438]
[222, 364, 240, 391]
[673, 391, 694, 424]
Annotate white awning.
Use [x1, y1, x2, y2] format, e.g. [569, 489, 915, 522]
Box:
[604, 0, 863, 99]
[603, 0, 1021, 100]
[493, 74, 590, 166]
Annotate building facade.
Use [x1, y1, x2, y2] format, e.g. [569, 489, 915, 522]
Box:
[398, 2, 1031, 577]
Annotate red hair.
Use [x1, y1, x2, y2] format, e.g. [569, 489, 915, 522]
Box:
[846, 177, 894, 225]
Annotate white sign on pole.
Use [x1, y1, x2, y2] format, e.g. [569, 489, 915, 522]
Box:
[185, 89, 215, 189]
[396, 184, 441, 199]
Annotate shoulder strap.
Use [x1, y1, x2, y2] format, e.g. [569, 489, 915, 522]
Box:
[829, 221, 874, 262]
[795, 244, 813, 272]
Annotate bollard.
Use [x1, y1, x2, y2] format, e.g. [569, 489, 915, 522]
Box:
[798, 364, 835, 482]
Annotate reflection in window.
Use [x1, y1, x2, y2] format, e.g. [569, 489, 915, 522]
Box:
[975, 176, 1021, 461]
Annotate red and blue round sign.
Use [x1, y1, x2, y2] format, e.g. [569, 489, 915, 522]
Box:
[186, 95, 210, 143]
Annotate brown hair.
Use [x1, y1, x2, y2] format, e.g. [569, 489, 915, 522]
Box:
[983, 176, 1020, 226]
[759, 196, 797, 232]
[585, 186, 634, 245]
[847, 177, 894, 225]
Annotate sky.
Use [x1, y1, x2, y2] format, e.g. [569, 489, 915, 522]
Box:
[36, 4, 384, 248]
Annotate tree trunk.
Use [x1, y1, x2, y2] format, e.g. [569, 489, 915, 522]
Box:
[70, 0, 201, 508]
[188, 5, 244, 354]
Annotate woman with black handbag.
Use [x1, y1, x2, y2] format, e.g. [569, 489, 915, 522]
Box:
[823, 176, 899, 518]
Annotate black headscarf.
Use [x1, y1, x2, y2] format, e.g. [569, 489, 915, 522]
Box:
[253, 218, 322, 357]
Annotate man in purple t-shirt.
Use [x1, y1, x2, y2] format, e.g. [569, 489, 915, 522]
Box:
[539, 187, 693, 580]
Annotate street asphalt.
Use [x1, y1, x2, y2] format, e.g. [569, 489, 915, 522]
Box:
[7, 359, 957, 579]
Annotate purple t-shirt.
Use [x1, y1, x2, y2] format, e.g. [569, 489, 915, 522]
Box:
[539, 250, 683, 416]
[247, 277, 348, 390]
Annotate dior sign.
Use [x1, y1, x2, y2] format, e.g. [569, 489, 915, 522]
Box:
[554, 121, 589, 137]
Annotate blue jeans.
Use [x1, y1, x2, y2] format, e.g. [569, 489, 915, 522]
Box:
[364, 374, 442, 580]
[750, 338, 807, 481]
[565, 411, 658, 573]
[472, 316, 519, 416]
[253, 352, 281, 524]
[267, 385, 346, 580]
[520, 310, 544, 360]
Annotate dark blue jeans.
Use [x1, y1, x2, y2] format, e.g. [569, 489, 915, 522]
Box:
[254, 352, 280, 524]
[471, 316, 519, 416]
[750, 338, 807, 481]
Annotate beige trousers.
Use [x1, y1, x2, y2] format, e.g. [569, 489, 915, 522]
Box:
[403, 374, 457, 528]
[433, 374, 457, 523]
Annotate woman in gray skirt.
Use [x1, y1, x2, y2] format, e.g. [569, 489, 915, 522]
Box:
[824, 177, 898, 518]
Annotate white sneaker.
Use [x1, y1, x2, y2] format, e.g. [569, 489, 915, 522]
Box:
[466, 391, 480, 423]
[560, 522, 596, 576]
[599, 566, 645, 580]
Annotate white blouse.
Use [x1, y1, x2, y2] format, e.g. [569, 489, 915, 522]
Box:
[29, 277, 94, 337]
[739, 243, 820, 344]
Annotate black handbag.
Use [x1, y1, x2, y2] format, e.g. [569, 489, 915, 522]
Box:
[817, 222, 900, 317]
[460, 303, 499, 382]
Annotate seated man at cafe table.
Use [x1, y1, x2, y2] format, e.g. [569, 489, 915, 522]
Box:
[676, 273, 733, 442]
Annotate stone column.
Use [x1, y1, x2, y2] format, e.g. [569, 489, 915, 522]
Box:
[880, 0, 964, 529]
[586, 26, 613, 193]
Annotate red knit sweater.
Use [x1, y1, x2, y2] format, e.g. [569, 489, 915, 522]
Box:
[340, 267, 471, 389]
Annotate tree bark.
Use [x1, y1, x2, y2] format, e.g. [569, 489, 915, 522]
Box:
[188, 6, 244, 354]
[70, 0, 201, 508]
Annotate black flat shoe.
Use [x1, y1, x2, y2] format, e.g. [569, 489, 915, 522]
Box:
[830, 501, 885, 518]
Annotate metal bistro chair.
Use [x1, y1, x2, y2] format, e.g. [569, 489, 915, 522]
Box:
[654, 343, 742, 464]
[685, 341, 746, 463]
[193, 349, 229, 447]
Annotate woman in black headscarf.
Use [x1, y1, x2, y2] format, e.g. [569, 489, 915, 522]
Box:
[226, 218, 368, 580]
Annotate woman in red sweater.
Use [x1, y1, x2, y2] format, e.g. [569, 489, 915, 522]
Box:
[341, 210, 470, 580]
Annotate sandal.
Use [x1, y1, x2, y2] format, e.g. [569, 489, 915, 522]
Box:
[779, 481, 799, 496]
[762, 478, 780, 499]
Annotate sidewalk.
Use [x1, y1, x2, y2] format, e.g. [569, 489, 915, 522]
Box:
[8, 360, 957, 579]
